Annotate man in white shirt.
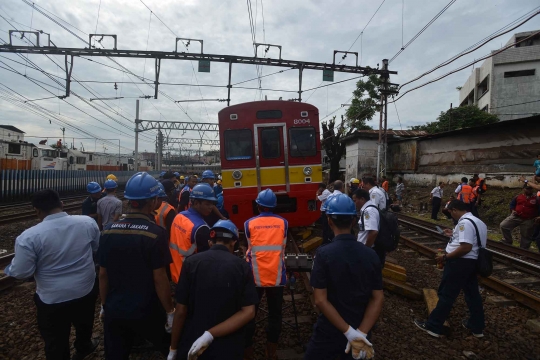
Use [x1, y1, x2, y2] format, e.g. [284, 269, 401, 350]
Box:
[362, 177, 386, 210]
[415, 200, 486, 339]
[430, 182, 445, 220]
[321, 180, 344, 244]
[317, 183, 332, 244]
[353, 189, 383, 264]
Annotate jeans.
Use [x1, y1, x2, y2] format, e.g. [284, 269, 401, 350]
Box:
[500, 214, 536, 249]
[427, 258, 485, 334]
[431, 197, 441, 220]
[245, 286, 284, 346]
[34, 281, 98, 360]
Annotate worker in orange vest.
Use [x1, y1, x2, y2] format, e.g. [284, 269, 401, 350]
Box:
[169, 184, 216, 284]
[457, 177, 473, 206]
[381, 176, 389, 193]
[244, 189, 288, 360]
[469, 180, 481, 218]
[154, 182, 177, 234]
[178, 175, 197, 212]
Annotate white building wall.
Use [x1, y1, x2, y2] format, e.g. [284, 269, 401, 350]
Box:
[0, 128, 24, 142]
[345, 141, 358, 181]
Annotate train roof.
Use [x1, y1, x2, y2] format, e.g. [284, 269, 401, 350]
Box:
[218, 100, 318, 115]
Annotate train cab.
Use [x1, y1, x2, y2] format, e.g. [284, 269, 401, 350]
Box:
[31, 145, 68, 170]
[219, 101, 323, 229]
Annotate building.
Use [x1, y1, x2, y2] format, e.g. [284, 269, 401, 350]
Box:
[0, 125, 25, 142]
[459, 30, 540, 121]
[341, 129, 427, 181]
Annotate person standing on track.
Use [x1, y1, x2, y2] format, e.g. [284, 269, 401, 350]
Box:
[430, 182, 444, 220]
[321, 180, 344, 245]
[178, 175, 197, 212]
[381, 176, 389, 193]
[362, 177, 386, 210]
[97, 179, 123, 231]
[201, 169, 228, 227]
[395, 177, 405, 205]
[169, 184, 216, 284]
[154, 182, 177, 235]
[161, 179, 179, 213]
[353, 188, 384, 266]
[244, 189, 288, 360]
[167, 220, 258, 360]
[82, 181, 104, 223]
[98, 172, 175, 359]
[5, 189, 101, 360]
[304, 194, 383, 360]
[317, 183, 332, 245]
[414, 200, 486, 338]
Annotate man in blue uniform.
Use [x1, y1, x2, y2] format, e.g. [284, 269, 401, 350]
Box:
[98, 172, 175, 359]
[167, 220, 259, 360]
[201, 170, 227, 226]
[82, 181, 104, 222]
[304, 194, 383, 360]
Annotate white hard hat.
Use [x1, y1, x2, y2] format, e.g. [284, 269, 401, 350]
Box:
[349, 178, 357, 183]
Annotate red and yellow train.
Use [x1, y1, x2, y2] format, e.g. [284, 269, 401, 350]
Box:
[219, 101, 322, 229]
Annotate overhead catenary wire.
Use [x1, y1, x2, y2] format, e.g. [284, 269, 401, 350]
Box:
[389, 0, 457, 64]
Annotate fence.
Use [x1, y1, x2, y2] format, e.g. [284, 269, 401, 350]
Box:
[0, 170, 159, 201]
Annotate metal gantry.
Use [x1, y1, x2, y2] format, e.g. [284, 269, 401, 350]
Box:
[166, 138, 220, 146]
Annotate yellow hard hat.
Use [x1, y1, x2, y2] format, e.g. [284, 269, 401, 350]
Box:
[352, 178, 360, 184]
[106, 174, 118, 181]
[180, 175, 185, 180]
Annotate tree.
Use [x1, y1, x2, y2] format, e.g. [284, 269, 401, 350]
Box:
[322, 116, 348, 182]
[410, 105, 499, 134]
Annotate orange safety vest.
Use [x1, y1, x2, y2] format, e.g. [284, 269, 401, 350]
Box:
[458, 184, 473, 204]
[169, 208, 208, 283]
[475, 178, 487, 192]
[178, 186, 192, 210]
[154, 201, 176, 228]
[382, 181, 389, 192]
[244, 214, 288, 287]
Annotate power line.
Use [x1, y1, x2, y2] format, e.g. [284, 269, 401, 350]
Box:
[391, 30, 540, 103]
[389, 0, 457, 64]
[345, 0, 386, 53]
[392, 96, 403, 130]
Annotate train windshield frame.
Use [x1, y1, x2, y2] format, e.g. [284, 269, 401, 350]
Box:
[289, 127, 316, 157]
[260, 128, 281, 159]
[224, 129, 253, 160]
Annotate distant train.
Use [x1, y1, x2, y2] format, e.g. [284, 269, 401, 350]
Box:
[219, 100, 322, 229]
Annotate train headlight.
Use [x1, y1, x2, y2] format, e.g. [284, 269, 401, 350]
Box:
[232, 170, 243, 180]
[303, 166, 312, 176]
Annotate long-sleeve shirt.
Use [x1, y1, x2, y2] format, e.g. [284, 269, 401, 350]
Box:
[317, 189, 332, 211]
[5, 212, 100, 304]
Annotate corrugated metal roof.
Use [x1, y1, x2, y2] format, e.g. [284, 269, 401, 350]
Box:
[0, 125, 25, 133]
[351, 129, 428, 137]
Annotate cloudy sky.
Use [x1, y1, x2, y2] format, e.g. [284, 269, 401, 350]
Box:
[0, 0, 539, 154]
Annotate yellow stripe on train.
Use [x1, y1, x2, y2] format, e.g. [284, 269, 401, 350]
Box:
[222, 165, 322, 189]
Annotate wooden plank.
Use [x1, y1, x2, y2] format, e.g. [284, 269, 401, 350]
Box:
[302, 236, 322, 252]
[384, 262, 406, 274]
[423, 289, 449, 327]
[299, 229, 312, 240]
[385, 256, 398, 265]
[383, 278, 422, 300]
[382, 267, 407, 282]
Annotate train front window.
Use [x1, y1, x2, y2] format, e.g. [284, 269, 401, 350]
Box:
[289, 127, 316, 157]
[225, 129, 253, 160]
[261, 128, 281, 159]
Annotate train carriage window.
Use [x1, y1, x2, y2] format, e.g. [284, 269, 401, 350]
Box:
[8, 143, 21, 154]
[261, 128, 281, 158]
[33, 148, 38, 157]
[289, 127, 316, 157]
[225, 129, 253, 160]
[256, 110, 282, 119]
[76, 157, 86, 164]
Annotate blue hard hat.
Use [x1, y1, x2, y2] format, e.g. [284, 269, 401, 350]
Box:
[256, 188, 277, 208]
[211, 220, 239, 241]
[87, 181, 102, 194]
[157, 182, 168, 198]
[190, 183, 217, 202]
[124, 172, 161, 200]
[325, 194, 357, 215]
[104, 179, 118, 189]
[202, 170, 215, 180]
[160, 171, 166, 177]
[174, 172, 180, 177]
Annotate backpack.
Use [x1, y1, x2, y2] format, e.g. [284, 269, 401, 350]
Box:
[464, 218, 492, 277]
[477, 178, 487, 193]
[361, 205, 401, 252]
[381, 187, 391, 211]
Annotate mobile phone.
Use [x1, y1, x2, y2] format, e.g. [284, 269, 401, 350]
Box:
[436, 226, 444, 234]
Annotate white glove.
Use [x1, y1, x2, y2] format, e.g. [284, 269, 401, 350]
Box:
[167, 348, 177, 360]
[188, 331, 214, 360]
[343, 326, 373, 360]
[100, 305, 105, 323]
[165, 309, 175, 333]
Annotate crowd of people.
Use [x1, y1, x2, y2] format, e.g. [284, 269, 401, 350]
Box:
[7, 169, 536, 360]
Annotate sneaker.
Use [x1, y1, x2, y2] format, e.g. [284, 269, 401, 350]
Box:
[414, 319, 440, 338]
[71, 339, 99, 360]
[462, 319, 484, 338]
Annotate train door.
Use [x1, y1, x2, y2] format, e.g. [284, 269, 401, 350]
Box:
[254, 124, 289, 192]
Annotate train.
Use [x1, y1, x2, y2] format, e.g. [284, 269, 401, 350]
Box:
[219, 100, 323, 229]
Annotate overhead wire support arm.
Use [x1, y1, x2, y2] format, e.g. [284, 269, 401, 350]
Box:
[166, 138, 220, 146]
[89, 34, 117, 49]
[154, 58, 161, 99]
[137, 120, 219, 132]
[59, 54, 74, 99]
[254, 43, 282, 59]
[175, 38, 204, 53]
[333, 51, 359, 67]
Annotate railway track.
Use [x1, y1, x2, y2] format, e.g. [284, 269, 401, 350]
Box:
[398, 214, 540, 312]
[0, 203, 83, 225]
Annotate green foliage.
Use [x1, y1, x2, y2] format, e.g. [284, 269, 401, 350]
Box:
[345, 73, 381, 131]
[410, 105, 499, 134]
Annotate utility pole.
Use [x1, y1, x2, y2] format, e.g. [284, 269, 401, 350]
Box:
[157, 124, 163, 171]
[134, 100, 140, 172]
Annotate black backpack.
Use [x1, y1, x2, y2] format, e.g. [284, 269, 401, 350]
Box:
[361, 205, 401, 252]
[464, 218, 493, 277]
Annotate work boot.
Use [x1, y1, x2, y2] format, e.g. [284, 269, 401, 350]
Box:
[265, 342, 279, 360]
[243, 347, 254, 360]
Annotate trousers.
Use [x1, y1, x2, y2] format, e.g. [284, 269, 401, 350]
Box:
[34, 281, 98, 360]
[104, 307, 169, 360]
[304, 321, 356, 360]
[426, 258, 484, 334]
[245, 286, 284, 347]
[500, 213, 536, 249]
[320, 211, 331, 245]
[431, 197, 442, 220]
